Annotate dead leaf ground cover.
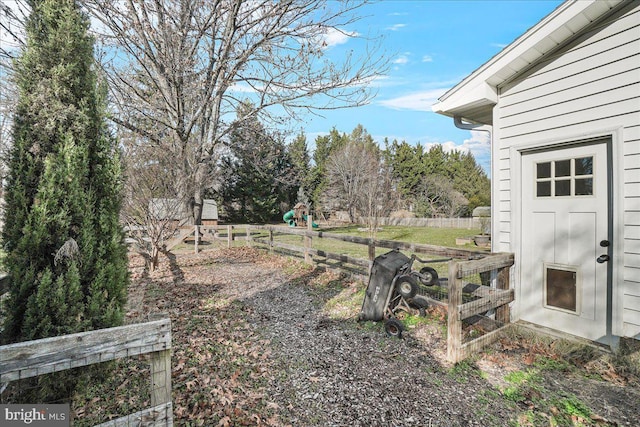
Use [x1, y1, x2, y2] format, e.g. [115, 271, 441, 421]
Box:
[74, 245, 639, 426]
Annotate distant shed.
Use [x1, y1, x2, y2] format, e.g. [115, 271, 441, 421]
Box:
[149, 198, 218, 226]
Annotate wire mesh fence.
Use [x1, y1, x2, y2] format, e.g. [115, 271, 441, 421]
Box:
[447, 254, 514, 362]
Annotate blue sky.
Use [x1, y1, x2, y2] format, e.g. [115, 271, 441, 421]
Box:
[0, 0, 565, 174]
[301, 0, 565, 172]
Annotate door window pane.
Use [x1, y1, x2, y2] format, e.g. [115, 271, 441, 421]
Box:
[575, 178, 593, 196]
[555, 159, 571, 177]
[537, 162, 551, 179]
[575, 157, 593, 176]
[537, 181, 551, 197]
[555, 179, 571, 196]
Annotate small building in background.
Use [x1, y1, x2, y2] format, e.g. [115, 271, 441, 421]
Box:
[149, 198, 218, 227]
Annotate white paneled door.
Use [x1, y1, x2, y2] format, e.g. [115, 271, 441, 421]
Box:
[521, 141, 610, 341]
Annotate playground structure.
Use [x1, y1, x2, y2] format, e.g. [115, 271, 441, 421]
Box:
[283, 203, 318, 228]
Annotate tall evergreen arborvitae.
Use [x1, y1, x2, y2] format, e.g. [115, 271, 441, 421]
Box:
[2, 0, 128, 348]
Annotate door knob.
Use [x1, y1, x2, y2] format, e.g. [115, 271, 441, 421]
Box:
[596, 254, 610, 263]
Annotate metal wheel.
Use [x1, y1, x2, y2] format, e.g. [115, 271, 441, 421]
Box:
[396, 275, 418, 299]
[419, 267, 439, 286]
[384, 318, 404, 338]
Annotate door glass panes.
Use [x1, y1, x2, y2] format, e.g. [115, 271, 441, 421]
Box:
[537, 162, 551, 179]
[537, 181, 551, 197]
[545, 267, 577, 312]
[575, 157, 593, 176]
[555, 160, 571, 177]
[535, 156, 594, 197]
[575, 178, 593, 196]
[555, 180, 570, 196]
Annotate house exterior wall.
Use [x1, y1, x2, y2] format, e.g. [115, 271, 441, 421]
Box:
[492, 3, 640, 337]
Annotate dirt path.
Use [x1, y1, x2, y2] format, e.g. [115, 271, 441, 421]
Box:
[124, 246, 639, 426]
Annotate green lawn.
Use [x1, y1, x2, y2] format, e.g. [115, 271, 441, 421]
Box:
[235, 224, 486, 277]
[321, 224, 480, 248]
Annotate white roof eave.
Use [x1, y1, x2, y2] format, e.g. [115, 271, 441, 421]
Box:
[431, 0, 624, 120]
[431, 82, 497, 123]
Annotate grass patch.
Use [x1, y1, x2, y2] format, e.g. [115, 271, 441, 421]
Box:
[448, 359, 484, 383]
[501, 366, 606, 426]
[323, 225, 481, 248]
[323, 284, 365, 320]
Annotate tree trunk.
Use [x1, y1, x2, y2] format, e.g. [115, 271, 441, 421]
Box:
[150, 246, 159, 271]
[191, 166, 206, 225]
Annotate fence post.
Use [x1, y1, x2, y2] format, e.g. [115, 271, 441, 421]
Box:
[150, 348, 172, 407]
[447, 260, 463, 363]
[368, 240, 376, 273]
[246, 226, 252, 247]
[194, 225, 199, 254]
[149, 313, 172, 408]
[227, 225, 232, 248]
[269, 229, 274, 253]
[304, 215, 313, 264]
[496, 266, 511, 324]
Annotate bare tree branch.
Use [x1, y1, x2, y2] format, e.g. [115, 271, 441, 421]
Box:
[83, 0, 389, 224]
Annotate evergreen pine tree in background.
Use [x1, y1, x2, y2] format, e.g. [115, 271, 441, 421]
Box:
[2, 0, 128, 370]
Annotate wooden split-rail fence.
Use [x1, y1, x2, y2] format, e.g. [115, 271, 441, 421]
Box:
[0, 317, 173, 426]
[181, 217, 515, 363]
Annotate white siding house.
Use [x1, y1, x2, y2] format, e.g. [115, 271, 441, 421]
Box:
[433, 0, 639, 346]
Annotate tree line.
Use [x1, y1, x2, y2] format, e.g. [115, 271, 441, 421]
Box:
[214, 118, 490, 225]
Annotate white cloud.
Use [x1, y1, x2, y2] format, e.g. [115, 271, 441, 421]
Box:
[393, 55, 409, 65]
[322, 27, 358, 48]
[424, 131, 490, 155]
[229, 82, 258, 93]
[421, 55, 433, 63]
[424, 140, 468, 154]
[386, 23, 407, 31]
[421, 131, 491, 171]
[364, 74, 393, 88]
[378, 88, 449, 112]
[462, 130, 491, 156]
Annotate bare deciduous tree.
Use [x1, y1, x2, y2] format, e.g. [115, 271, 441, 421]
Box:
[416, 175, 468, 218]
[324, 141, 377, 223]
[324, 137, 397, 236]
[357, 162, 397, 237]
[120, 131, 187, 271]
[83, 0, 387, 225]
[0, 0, 27, 203]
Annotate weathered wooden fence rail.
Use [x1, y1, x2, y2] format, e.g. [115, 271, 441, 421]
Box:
[0, 317, 173, 426]
[447, 253, 514, 363]
[198, 220, 514, 362]
[202, 222, 486, 270]
[360, 216, 481, 229]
